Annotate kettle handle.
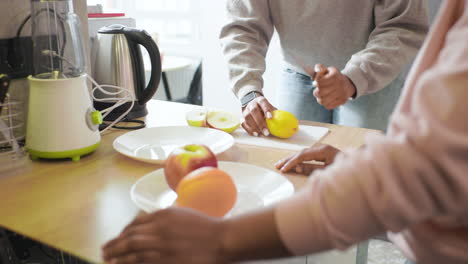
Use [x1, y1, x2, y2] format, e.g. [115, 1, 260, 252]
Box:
[124, 29, 162, 105]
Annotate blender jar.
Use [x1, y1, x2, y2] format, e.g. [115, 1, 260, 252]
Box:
[31, 0, 86, 79]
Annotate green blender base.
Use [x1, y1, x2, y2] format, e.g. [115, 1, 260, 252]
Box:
[27, 142, 100, 162]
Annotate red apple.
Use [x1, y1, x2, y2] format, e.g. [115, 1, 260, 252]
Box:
[164, 144, 218, 191]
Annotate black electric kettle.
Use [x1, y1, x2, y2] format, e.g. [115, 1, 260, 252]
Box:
[93, 24, 161, 120]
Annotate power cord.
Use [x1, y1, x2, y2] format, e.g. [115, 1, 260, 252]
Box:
[99, 119, 146, 131]
[42, 50, 140, 133]
[16, 14, 31, 39]
[16, 9, 67, 56]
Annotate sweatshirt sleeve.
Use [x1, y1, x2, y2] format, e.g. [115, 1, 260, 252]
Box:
[275, 7, 468, 255]
[342, 0, 429, 98]
[219, 0, 274, 99]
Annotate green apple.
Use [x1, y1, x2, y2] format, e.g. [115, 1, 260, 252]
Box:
[206, 110, 240, 134]
[164, 144, 218, 191]
[185, 108, 207, 127]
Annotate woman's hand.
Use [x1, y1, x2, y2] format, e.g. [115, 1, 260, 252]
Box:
[102, 207, 228, 264]
[275, 144, 341, 175]
[242, 95, 277, 137]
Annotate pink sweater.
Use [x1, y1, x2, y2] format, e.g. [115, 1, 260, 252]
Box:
[275, 1, 468, 263]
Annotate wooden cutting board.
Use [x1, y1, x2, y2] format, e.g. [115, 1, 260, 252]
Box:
[232, 125, 329, 151]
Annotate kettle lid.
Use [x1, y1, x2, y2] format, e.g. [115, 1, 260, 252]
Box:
[98, 24, 127, 34]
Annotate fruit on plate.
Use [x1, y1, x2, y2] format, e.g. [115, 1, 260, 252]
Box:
[266, 110, 299, 139]
[185, 108, 207, 127]
[175, 167, 237, 218]
[164, 144, 218, 191]
[206, 110, 240, 133]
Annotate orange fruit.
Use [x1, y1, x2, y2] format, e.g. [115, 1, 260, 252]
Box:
[175, 167, 237, 218]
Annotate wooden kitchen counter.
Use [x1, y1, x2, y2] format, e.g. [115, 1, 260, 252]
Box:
[0, 100, 379, 263]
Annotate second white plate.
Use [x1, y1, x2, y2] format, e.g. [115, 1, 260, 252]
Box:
[113, 126, 235, 164]
[130, 161, 295, 217]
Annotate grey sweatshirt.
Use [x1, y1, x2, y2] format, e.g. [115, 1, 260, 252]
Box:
[220, 0, 429, 100]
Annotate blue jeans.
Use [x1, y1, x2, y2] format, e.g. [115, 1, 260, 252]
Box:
[277, 68, 407, 131]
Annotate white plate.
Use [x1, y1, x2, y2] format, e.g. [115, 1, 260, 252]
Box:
[130, 161, 295, 217]
[113, 126, 235, 164]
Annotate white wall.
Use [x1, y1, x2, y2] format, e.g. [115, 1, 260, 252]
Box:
[199, 0, 283, 114]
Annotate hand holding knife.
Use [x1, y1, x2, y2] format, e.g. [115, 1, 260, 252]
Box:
[290, 53, 329, 82]
[289, 54, 356, 110]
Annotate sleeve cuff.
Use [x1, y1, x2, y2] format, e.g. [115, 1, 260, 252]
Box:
[236, 82, 263, 100]
[342, 65, 369, 99]
[274, 180, 332, 255]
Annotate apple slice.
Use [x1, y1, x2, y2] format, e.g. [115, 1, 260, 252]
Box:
[206, 110, 240, 133]
[186, 108, 207, 127]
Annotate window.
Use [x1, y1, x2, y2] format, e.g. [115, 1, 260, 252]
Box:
[87, 0, 201, 57]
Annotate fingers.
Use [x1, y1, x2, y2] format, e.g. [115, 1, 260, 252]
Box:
[275, 145, 341, 173]
[275, 154, 325, 175]
[313, 65, 336, 107]
[274, 156, 291, 170]
[120, 209, 170, 236]
[293, 163, 325, 175]
[313, 66, 338, 88]
[325, 98, 346, 110]
[242, 106, 263, 136]
[119, 222, 162, 241]
[313, 85, 335, 99]
[103, 235, 162, 261]
[257, 97, 276, 119]
[121, 212, 153, 233]
[316, 95, 345, 110]
[277, 152, 309, 173]
[242, 96, 275, 137]
[321, 67, 339, 84]
[108, 250, 162, 264]
[313, 64, 328, 82]
[276, 148, 319, 173]
[312, 66, 352, 109]
[249, 102, 270, 136]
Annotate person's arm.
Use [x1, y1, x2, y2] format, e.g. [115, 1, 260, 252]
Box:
[220, 0, 276, 137]
[102, 206, 291, 264]
[276, 6, 468, 255]
[219, 0, 274, 100]
[342, 0, 429, 98]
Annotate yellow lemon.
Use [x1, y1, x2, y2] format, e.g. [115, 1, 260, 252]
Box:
[266, 110, 299, 139]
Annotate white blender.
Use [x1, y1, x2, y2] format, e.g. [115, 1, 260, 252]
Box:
[26, 0, 102, 161]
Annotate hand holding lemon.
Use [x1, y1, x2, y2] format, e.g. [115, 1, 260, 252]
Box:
[241, 95, 299, 139]
[266, 110, 299, 139]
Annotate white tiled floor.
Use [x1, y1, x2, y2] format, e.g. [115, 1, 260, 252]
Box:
[367, 240, 406, 264]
